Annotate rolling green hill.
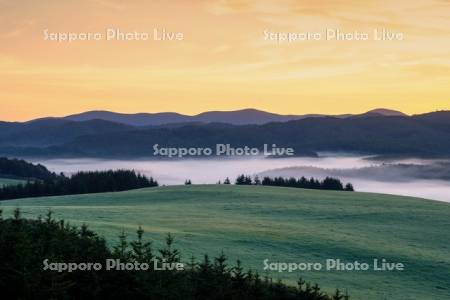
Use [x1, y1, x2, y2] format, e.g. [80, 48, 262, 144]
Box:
[1, 185, 449, 300]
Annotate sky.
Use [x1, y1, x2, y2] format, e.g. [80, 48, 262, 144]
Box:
[0, 0, 449, 121]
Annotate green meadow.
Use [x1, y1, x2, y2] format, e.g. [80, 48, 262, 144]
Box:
[1, 185, 449, 300]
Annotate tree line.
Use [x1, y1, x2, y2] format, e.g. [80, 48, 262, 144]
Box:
[0, 157, 57, 181]
[233, 175, 354, 191]
[0, 170, 158, 201]
[0, 209, 350, 300]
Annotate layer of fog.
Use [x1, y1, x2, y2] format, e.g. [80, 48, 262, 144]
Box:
[31, 155, 450, 203]
[259, 167, 450, 202]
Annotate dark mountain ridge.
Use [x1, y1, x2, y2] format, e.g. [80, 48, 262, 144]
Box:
[0, 111, 448, 158]
[0, 119, 133, 147]
[63, 108, 354, 126]
[64, 110, 191, 126]
[358, 108, 407, 117]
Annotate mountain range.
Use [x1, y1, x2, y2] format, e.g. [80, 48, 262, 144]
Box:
[0, 108, 448, 158]
[62, 108, 405, 126]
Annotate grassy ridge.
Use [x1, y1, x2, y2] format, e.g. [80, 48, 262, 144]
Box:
[1, 185, 449, 300]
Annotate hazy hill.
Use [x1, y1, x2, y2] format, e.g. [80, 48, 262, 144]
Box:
[64, 110, 191, 126]
[356, 108, 407, 117]
[0, 119, 133, 147]
[62, 108, 406, 126]
[192, 109, 322, 125]
[55, 113, 448, 157]
[413, 110, 450, 125]
[64, 108, 347, 126]
[1, 110, 449, 158]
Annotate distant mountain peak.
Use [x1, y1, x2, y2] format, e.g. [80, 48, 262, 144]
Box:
[63, 108, 313, 126]
[364, 108, 407, 117]
[57, 107, 410, 126]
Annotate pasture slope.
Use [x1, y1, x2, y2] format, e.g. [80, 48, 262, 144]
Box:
[1, 185, 449, 300]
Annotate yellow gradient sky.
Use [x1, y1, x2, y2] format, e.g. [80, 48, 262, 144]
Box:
[1, 0, 449, 121]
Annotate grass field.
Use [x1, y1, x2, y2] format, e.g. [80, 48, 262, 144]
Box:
[1, 185, 449, 300]
[0, 177, 26, 187]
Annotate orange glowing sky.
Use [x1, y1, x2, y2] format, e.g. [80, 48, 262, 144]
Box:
[1, 0, 449, 121]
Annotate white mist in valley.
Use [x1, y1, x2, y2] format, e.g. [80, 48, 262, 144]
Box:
[31, 155, 450, 202]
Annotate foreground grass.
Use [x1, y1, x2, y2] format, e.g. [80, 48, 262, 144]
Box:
[1, 185, 450, 300]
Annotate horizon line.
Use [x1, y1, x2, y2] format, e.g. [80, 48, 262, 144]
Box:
[3, 107, 450, 123]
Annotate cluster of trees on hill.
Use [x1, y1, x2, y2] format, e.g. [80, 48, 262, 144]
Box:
[0, 170, 158, 201]
[0, 209, 350, 300]
[0, 157, 57, 181]
[233, 175, 354, 191]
